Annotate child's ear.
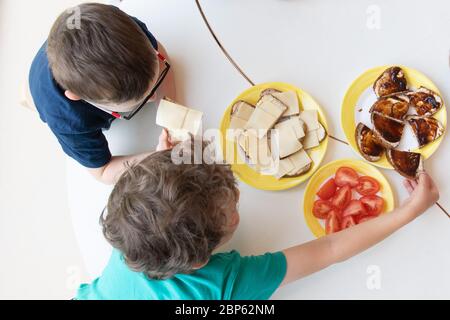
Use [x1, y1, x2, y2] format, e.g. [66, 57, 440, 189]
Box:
[65, 90, 81, 101]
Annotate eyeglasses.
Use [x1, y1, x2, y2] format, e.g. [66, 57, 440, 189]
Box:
[94, 51, 171, 120]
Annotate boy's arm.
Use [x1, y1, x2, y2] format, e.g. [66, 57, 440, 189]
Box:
[281, 173, 439, 286]
[88, 129, 174, 184]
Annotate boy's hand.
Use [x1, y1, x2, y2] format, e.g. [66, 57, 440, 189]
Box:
[157, 129, 175, 151]
[402, 172, 439, 219]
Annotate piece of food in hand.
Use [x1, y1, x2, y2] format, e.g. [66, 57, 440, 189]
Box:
[313, 199, 334, 219]
[342, 199, 367, 217]
[229, 101, 255, 130]
[355, 176, 380, 196]
[331, 185, 352, 209]
[360, 195, 384, 216]
[341, 216, 356, 230]
[355, 123, 384, 162]
[407, 116, 444, 148]
[316, 178, 337, 200]
[335, 166, 359, 187]
[373, 66, 407, 97]
[325, 210, 341, 234]
[386, 149, 423, 179]
[245, 94, 287, 139]
[369, 95, 409, 120]
[407, 87, 443, 116]
[272, 90, 300, 116]
[371, 112, 405, 148]
[156, 99, 203, 142]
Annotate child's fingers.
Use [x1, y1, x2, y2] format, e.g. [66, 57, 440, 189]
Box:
[157, 129, 171, 151]
[403, 179, 414, 194]
[417, 172, 431, 189]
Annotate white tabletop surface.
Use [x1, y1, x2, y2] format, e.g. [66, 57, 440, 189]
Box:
[67, 0, 450, 299]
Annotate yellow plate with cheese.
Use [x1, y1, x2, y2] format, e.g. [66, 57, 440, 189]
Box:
[341, 65, 447, 169]
[304, 159, 395, 238]
[219, 82, 329, 191]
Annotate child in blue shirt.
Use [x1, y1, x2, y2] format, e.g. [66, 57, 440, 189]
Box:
[29, 3, 175, 184]
[77, 139, 439, 300]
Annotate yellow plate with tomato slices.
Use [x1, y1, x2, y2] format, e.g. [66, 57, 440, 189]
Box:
[303, 159, 395, 238]
[341, 65, 447, 169]
[219, 82, 329, 191]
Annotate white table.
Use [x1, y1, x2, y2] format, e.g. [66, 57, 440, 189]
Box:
[68, 0, 450, 299]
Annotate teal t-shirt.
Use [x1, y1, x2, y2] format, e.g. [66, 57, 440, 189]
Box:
[77, 250, 287, 300]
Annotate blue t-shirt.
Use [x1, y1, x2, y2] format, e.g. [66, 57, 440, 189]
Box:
[29, 16, 158, 168]
[77, 250, 287, 300]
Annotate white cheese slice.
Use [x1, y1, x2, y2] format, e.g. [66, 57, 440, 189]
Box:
[287, 149, 312, 175]
[303, 130, 320, 149]
[229, 101, 255, 130]
[275, 117, 305, 140]
[245, 95, 287, 138]
[237, 132, 249, 155]
[232, 101, 254, 120]
[299, 110, 319, 132]
[272, 91, 300, 116]
[276, 125, 303, 159]
[229, 117, 248, 132]
[317, 123, 327, 142]
[274, 158, 295, 180]
[157, 99, 203, 142]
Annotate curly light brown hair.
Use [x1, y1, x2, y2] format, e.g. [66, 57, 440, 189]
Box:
[101, 148, 238, 280]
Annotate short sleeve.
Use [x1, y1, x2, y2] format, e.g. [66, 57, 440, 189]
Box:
[130, 16, 158, 50]
[53, 129, 112, 169]
[228, 252, 287, 300]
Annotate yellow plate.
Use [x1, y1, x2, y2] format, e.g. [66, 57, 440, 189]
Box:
[304, 159, 395, 238]
[341, 65, 447, 169]
[219, 82, 329, 191]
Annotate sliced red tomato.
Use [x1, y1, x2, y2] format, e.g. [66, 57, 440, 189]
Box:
[325, 211, 341, 234]
[331, 185, 352, 209]
[335, 167, 359, 187]
[355, 176, 380, 196]
[360, 195, 384, 216]
[312, 200, 334, 219]
[341, 216, 356, 229]
[317, 178, 337, 200]
[342, 200, 367, 217]
[357, 215, 376, 224]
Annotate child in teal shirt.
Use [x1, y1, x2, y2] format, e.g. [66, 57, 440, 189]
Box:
[77, 138, 439, 300]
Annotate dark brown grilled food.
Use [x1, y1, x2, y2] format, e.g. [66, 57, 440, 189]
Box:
[355, 123, 384, 162]
[373, 67, 407, 97]
[407, 116, 444, 148]
[369, 95, 410, 120]
[371, 112, 405, 148]
[407, 87, 443, 116]
[386, 149, 423, 179]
